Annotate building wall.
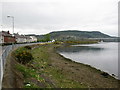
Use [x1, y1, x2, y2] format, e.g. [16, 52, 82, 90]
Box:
[30, 36, 37, 42]
[16, 38, 26, 43]
[4, 36, 16, 43]
[0, 36, 4, 44]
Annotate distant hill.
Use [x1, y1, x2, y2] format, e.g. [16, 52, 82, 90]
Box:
[26, 30, 119, 42]
[48, 30, 111, 40]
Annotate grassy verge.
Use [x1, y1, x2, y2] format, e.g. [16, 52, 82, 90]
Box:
[15, 44, 86, 88]
[4, 43, 119, 88]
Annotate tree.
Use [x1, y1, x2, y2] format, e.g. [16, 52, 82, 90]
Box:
[45, 34, 51, 41]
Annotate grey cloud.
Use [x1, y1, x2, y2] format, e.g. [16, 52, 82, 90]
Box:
[2, 0, 119, 36]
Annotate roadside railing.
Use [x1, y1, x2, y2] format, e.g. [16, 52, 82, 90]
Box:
[0, 45, 13, 89]
[0, 42, 43, 89]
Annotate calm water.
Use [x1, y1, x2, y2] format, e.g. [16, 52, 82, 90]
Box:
[58, 42, 119, 78]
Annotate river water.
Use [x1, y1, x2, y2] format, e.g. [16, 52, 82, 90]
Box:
[58, 42, 119, 78]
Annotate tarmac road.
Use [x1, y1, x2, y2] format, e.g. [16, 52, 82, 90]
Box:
[0, 46, 8, 55]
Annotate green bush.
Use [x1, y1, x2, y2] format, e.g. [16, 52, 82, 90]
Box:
[24, 46, 32, 50]
[54, 41, 61, 44]
[15, 47, 33, 64]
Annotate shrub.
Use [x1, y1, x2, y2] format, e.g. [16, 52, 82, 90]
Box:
[54, 41, 61, 44]
[24, 46, 32, 50]
[15, 47, 33, 64]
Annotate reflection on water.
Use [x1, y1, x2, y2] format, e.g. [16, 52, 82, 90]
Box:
[58, 46, 104, 53]
[58, 42, 118, 78]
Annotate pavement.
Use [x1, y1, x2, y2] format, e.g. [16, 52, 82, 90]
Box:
[0, 46, 8, 55]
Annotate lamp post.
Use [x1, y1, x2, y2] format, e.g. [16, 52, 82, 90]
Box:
[7, 16, 15, 48]
[7, 16, 14, 36]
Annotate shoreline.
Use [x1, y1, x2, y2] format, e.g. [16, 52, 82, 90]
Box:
[2, 43, 119, 88]
[56, 43, 119, 80]
[57, 51, 118, 79]
[43, 43, 119, 87]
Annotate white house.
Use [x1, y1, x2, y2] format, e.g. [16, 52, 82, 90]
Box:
[25, 36, 32, 43]
[14, 34, 26, 43]
[29, 36, 37, 42]
[52, 39, 55, 42]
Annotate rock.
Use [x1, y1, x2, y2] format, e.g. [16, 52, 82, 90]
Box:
[101, 72, 109, 78]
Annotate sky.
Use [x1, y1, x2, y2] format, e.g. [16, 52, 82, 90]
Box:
[1, 0, 119, 36]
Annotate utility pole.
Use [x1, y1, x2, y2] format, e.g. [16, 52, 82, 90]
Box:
[7, 16, 14, 35]
[7, 16, 15, 48]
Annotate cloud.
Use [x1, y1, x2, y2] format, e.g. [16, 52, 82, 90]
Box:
[1, 0, 119, 36]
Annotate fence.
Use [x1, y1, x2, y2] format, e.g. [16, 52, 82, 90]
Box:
[0, 45, 12, 89]
[0, 42, 42, 89]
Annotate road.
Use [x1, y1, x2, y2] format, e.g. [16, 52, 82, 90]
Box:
[0, 46, 9, 55]
[0, 42, 39, 55]
[0, 46, 6, 89]
[0, 46, 8, 84]
[0, 47, 1, 54]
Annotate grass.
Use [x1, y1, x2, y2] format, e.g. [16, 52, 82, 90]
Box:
[15, 45, 86, 88]
[14, 43, 119, 88]
[32, 45, 86, 88]
[64, 40, 99, 45]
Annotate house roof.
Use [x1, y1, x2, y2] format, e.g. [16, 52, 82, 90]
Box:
[14, 34, 31, 39]
[14, 34, 25, 38]
[0, 31, 13, 37]
[0, 31, 33, 40]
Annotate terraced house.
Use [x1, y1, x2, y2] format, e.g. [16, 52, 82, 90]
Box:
[0, 31, 16, 44]
[14, 33, 27, 43]
[0, 31, 38, 44]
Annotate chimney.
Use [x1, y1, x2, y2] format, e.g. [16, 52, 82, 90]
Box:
[7, 31, 10, 34]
